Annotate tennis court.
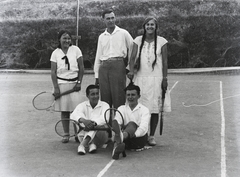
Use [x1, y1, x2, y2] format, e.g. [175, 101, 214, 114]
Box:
[0, 69, 240, 177]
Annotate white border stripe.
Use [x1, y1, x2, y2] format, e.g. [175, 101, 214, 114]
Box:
[97, 160, 115, 177]
[220, 81, 226, 177]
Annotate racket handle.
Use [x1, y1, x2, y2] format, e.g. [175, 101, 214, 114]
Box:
[160, 113, 163, 135]
[55, 89, 76, 100]
[160, 116, 163, 135]
[160, 89, 165, 135]
[162, 89, 166, 99]
[90, 126, 110, 131]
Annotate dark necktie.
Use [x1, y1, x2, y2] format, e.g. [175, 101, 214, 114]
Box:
[62, 56, 70, 70]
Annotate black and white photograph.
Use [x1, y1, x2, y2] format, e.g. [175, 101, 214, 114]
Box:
[0, 0, 240, 176]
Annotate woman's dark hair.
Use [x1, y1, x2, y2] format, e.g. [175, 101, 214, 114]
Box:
[86, 84, 100, 96]
[136, 17, 158, 71]
[57, 30, 72, 48]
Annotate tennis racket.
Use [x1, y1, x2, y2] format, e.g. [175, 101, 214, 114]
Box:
[32, 89, 76, 110]
[55, 119, 110, 138]
[160, 89, 166, 135]
[104, 108, 125, 131]
[55, 108, 124, 138]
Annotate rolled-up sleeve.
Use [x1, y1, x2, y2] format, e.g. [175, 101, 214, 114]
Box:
[94, 102, 110, 125]
[70, 103, 86, 122]
[134, 107, 150, 137]
[125, 31, 133, 61]
[94, 35, 103, 78]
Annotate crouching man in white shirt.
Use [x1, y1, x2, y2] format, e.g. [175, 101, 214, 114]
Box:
[71, 85, 110, 155]
[112, 84, 151, 160]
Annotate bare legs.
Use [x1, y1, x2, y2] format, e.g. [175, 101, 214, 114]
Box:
[148, 113, 158, 146]
[149, 113, 158, 136]
[61, 111, 70, 143]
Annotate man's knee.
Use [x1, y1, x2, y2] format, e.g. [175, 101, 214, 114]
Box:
[126, 121, 138, 129]
[93, 131, 109, 147]
[123, 121, 138, 139]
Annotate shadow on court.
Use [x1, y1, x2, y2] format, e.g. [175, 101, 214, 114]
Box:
[0, 71, 240, 177]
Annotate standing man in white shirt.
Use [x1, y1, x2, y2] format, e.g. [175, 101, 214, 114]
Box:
[94, 8, 133, 110]
[111, 84, 151, 160]
[70, 85, 110, 155]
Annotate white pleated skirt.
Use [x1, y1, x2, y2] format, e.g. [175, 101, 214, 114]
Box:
[54, 83, 82, 112]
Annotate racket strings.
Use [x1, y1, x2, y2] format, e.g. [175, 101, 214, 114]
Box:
[33, 92, 55, 110]
[182, 94, 240, 107]
[55, 109, 124, 138]
[55, 119, 81, 137]
[104, 108, 124, 130]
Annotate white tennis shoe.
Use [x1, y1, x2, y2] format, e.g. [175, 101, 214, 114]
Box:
[78, 145, 86, 155]
[89, 143, 97, 153]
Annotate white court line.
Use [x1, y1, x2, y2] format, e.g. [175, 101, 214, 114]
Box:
[96, 81, 179, 177]
[97, 160, 115, 177]
[177, 80, 221, 83]
[220, 81, 226, 177]
[169, 81, 179, 93]
[0, 93, 35, 96]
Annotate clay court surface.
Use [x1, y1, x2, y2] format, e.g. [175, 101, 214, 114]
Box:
[0, 71, 240, 177]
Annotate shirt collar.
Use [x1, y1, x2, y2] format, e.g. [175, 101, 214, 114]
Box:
[86, 100, 101, 109]
[126, 102, 141, 112]
[103, 25, 120, 35]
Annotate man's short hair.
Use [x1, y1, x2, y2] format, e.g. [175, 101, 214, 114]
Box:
[102, 8, 114, 18]
[124, 83, 141, 95]
[86, 84, 99, 96]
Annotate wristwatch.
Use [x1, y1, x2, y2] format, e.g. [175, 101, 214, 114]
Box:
[77, 80, 81, 84]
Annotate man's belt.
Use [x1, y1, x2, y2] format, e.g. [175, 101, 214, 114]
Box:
[102, 57, 123, 62]
[57, 76, 78, 81]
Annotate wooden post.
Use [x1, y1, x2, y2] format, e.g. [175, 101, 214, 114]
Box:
[76, 0, 80, 46]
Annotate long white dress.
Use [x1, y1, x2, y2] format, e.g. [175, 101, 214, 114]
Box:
[133, 36, 171, 113]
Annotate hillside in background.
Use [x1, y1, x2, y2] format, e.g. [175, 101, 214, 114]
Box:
[0, 0, 240, 69]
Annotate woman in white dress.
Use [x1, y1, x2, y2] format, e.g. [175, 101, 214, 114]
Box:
[50, 30, 84, 143]
[128, 17, 171, 146]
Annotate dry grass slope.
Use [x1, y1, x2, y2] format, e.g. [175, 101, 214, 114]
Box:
[0, 0, 240, 69]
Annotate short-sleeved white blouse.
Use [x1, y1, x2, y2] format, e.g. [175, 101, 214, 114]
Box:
[133, 36, 167, 77]
[50, 45, 82, 84]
